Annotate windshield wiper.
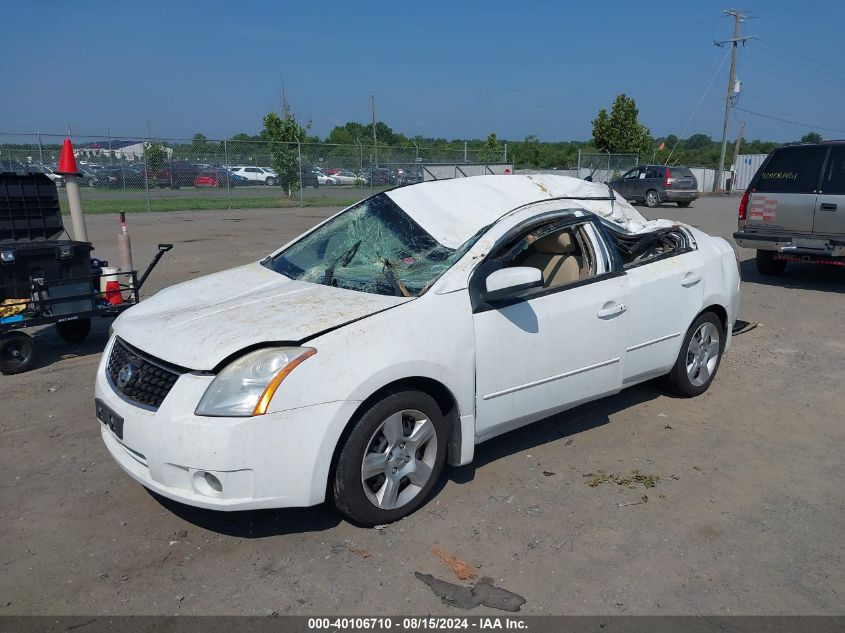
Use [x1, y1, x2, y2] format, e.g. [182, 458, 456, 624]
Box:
[381, 257, 411, 297]
[323, 240, 362, 286]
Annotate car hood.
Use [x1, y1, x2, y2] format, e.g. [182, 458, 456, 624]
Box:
[113, 262, 411, 370]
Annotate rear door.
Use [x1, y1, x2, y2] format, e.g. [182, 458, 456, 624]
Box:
[747, 145, 827, 235]
[814, 144, 845, 237]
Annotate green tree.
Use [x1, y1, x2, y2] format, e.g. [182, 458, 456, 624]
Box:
[478, 133, 502, 163]
[143, 141, 166, 175]
[800, 131, 822, 144]
[591, 94, 651, 156]
[683, 133, 712, 150]
[263, 108, 310, 197]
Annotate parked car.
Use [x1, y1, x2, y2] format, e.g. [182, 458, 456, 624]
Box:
[364, 167, 395, 186]
[96, 164, 146, 189]
[300, 170, 319, 188]
[229, 166, 278, 186]
[609, 165, 698, 208]
[0, 159, 27, 173]
[396, 166, 423, 185]
[98, 175, 740, 525]
[733, 141, 845, 275]
[194, 168, 248, 188]
[154, 161, 200, 188]
[314, 171, 338, 186]
[331, 169, 364, 185]
[25, 164, 65, 186]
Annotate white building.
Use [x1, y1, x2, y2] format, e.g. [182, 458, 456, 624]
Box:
[75, 140, 172, 162]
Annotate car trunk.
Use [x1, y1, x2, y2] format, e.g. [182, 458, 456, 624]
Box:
[669, 167, 697, 191]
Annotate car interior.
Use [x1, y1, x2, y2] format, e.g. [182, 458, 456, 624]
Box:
[500, 222, 598, 289]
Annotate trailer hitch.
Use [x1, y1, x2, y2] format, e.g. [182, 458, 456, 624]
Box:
[135, 244, 173, 294]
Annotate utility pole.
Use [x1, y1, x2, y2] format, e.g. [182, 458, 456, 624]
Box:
[714, 9, 755, 192]
[729, 120, 746, 193]
[371, 95, 377, 169]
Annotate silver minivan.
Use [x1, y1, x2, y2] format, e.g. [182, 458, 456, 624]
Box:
[734, 141, 845, 275]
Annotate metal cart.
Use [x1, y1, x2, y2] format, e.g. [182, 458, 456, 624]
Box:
[0, 244, 172, 374]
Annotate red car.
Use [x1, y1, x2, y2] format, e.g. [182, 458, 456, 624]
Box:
[193, 169, 246, 188]
[194, 172, 223, 188]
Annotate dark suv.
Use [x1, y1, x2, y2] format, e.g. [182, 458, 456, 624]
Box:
[733, 141, 845, 275]
[609, 165, 699, 208]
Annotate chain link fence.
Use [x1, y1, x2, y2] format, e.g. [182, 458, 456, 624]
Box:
[576, 151, 639, 183]
[0, 132, 511, 214]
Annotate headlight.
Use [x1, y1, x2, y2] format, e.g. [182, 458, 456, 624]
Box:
[195, 347, 316, 417]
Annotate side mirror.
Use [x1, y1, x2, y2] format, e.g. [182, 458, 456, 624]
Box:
[483, 267, 543, 302]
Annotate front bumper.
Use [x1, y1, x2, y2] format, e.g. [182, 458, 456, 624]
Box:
[95, 338, 359, 511]
[733, 231, 845, 257]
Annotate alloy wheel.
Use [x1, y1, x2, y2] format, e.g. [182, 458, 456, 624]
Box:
[685, 322, 720, 387]
[360, 409, 438, 510]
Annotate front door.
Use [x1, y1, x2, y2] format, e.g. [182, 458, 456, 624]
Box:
[471, 220, 629, 441]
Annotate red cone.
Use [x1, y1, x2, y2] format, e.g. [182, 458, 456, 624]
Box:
[57, 139, 79, 175]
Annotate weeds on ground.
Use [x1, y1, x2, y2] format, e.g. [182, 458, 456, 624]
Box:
[584, 469, 660, 489]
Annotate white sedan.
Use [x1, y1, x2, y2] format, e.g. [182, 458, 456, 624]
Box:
[97, 175, 740, 525]
[331, 169, 365, 185]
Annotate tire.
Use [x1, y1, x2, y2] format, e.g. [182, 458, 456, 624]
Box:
[0, 332, 37, 375]
[645, 189, 660, 208]
[677, 201, 692, 208]
[265, 177, 277, 187]
[332, 389, 448, 525]
[661, 312, 725, 397]
[756, 249, 787, 276]
[56, 318, 91, 343]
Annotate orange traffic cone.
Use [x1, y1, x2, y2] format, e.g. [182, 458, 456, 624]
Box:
[105, 280, 123, 305]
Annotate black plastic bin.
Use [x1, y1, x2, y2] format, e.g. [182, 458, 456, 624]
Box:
[0, 172, 93, 302]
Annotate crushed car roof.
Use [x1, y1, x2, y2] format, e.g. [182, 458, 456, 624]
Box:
[385, 174, 653, 248]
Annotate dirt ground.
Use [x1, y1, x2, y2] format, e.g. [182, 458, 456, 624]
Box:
[1, 195, 843, 616]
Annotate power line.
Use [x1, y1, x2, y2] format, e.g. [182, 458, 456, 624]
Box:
[734, 107, 845, 134]
[663, 48, 731, 165]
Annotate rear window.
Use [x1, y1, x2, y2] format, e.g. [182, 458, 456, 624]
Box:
[672, 167, 693, 178]
[753, 146, 827, 194]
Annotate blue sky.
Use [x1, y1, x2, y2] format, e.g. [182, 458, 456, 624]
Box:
[1, 1, 843, 143]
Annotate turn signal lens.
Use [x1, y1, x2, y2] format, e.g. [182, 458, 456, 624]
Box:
[252, 348, 317, 416]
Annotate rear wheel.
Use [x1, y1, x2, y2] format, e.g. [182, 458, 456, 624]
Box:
[0, 332, 36, 374]
[756, 250, 787, 276]
[332, 390, 447, 525]
[661, 312, 724, 397]
[677, 201, 692, 208]
[56, 318, 91, 343]
[645, 190, 660, 208]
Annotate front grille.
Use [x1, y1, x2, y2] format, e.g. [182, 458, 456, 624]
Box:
[107, 338, 185, 409]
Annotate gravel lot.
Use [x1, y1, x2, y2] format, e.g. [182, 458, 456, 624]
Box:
[1, 195, 843, 616]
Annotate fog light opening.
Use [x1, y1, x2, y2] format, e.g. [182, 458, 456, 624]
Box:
[193, 470, 223, 497]
[204, 471, 223, 493]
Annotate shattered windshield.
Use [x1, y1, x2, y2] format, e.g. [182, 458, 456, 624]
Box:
[264, 193, 475, 297]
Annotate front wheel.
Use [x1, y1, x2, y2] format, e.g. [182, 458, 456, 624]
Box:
[0, 332, 36, 374]
[677, 201, 692, 208]
[332, 390, 448, 525]
[645, 189, 660, 208]
[660, 312, 724, 397]
[265, 177, 277, 186]
[756, 250, 787, 276]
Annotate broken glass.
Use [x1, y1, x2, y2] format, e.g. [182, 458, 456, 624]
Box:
[265, 194, 479, 297]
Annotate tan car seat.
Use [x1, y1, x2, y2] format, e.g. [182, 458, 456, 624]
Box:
[521, 231, 583, 287]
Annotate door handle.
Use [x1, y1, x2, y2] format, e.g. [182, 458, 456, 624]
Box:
[597, 302, 627, 318]
[820, 203, 837, 211]
[681, 273, 701, 287]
